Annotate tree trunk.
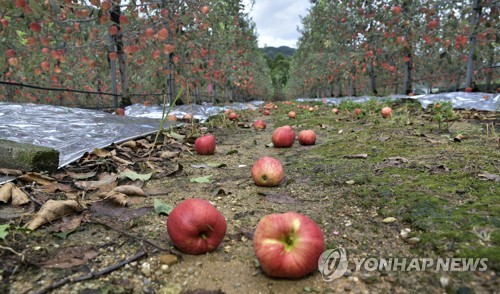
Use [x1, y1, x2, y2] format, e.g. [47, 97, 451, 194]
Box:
[337, 79, 343, 97]
[369, 61, 378, 96]
[107, 35, 118, 108]
[465, 0, 481, 88]
[110, 4, 131, 107]
[350, 76, 356, 97]
[403, 52, 412, 95]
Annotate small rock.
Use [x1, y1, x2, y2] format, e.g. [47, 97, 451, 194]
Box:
[130, 261, 138, 267]
[440, 276, 450, 288]
[383, 217, 396, 223]
[344, 286, 352, 291]
[161, 264, 171, 272]
[348, 276, 359, 283]
[234, 283, 241, 288]
[195, 261, 202, 267]
[159, 254, 179, 266]
[408, 237, 420, 244]
[141, 262, 151, 276]
[400, 228, 411, 239]
[187, 267, 195, 274]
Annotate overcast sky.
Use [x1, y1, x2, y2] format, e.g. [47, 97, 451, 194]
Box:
[242, 0, 311, 48]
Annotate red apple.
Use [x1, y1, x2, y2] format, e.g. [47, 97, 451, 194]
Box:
[167, 198, 227, 255]
[272, 125, 295, 148]
[253, 212, 325, 278]
[194, 134, 216, 155]
[143, 100, 153, 106]
[298, 130, 316, 145]
[251, 156, 284, 187]
[465, 87, 472, 93]
[381, 107, 392, 118]
[201, 5, 210, 15]
[167, 114, 177, 121]
[263, 110, 270, 115]
[332, 108, 339, 114]
[288, 111, 296, 118]
[354, 108, 362, 116]
[228, 112, 238, 120]
[253, 119, 266, 130]
[115, 108, 125, 116]
[1, 18, 8, 29]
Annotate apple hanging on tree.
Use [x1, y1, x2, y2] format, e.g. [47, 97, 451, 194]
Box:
[251, 156, 284, 187]
[253, 212, 325, 278]
[194, 134, 216, 155]
[167, 198, 227, 255]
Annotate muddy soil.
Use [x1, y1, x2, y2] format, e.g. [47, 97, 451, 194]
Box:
[1, 100, 499, 294]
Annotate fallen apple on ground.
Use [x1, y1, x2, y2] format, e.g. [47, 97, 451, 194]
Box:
[354, 108, 362, 116]
[272, 125, 295, 148]
[251, 156, 284, 187]
[253, 212, 325, 278]
[228, 112, 238, 120]
[298, 130, 316, 145]
[253, 119, 266, 130]
[381, 107, 392, 118]
[288, 111, 296, 118]
[167, 198, 227, 255]
[194, 134, 216, 155]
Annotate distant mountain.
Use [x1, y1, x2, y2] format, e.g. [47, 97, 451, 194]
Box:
[260, 46, 296, 59]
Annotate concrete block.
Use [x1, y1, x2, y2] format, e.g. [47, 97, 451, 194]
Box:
[0, 139, 59, 173]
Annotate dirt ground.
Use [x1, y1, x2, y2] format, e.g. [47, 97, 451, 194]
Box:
[1, 99, 499, 294]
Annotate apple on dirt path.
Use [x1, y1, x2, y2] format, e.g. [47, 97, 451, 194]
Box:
[272, 125, 295, 148]
[167, 198, 227, 255]
[253, 212, 326, 278]
[194, 134, 216, 155]
[251, 156, 284, 187]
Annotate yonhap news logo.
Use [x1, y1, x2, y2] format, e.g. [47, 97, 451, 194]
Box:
[318, 247, 488, 282]
[318, 248, 349, 281]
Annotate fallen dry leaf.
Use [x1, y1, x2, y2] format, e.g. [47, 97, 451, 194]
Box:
[50, 214, 83, 233]
[17, 172, 55, 186]
[11, 185, 30, 206]
[0, 183, 30, 206]
[74, 173, 118, 191]
[111, 155, 134, 165]
[97, 190, 129, 207]
[160, 150, 180, 159]
[92, 148, 112, 158]
[120, 140, 138, 150]
[0, 168, 23, 176]
[478, 172, 500, 182]
[26, 200, 87, 230]
[66, 170, 97, 180]
[113, 185, 147, 197]
[40, 245, 99, 269]
[0, 183, 14, 203]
